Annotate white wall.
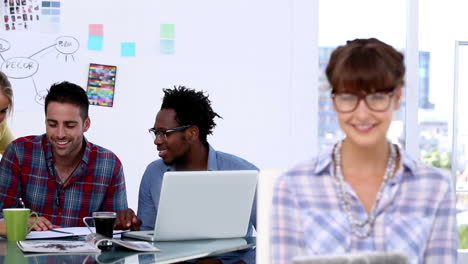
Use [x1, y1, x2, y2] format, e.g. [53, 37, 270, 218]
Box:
[1, 0, 318, 210]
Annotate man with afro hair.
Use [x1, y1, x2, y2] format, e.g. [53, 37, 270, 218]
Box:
[138, 86, 258, 264]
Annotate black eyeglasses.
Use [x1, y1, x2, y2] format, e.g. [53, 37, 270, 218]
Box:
[331, 92, 394, 113]
[148, 125, 191, 141]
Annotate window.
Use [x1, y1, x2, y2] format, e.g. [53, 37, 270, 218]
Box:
[318, 0, 407, 151]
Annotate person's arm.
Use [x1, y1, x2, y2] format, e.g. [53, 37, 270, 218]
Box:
[0, 141, 58, 232]
[0, 220, 5, 236]
[270, 173, 303, 264]
[423, 178, 458, 263]
[0, 143, 22, 216]
[104, 160, 143, 230]
[0, 123, 13, 155]
[101, 157, 128, 211]
[136, 163, 161, 231]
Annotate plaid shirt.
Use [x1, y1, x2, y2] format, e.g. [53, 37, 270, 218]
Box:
[0, 134, 128, 227]
[271, 145, 458, 264]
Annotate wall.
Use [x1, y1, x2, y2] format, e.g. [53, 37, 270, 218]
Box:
[1, 0, 318, 210]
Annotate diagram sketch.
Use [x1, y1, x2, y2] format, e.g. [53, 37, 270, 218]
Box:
[0, 36, 79, 105]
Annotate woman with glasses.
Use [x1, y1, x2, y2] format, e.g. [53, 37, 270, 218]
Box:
[270, 38, 457, 264]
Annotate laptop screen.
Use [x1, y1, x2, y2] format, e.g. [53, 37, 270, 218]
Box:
[153, 170, 258, 241]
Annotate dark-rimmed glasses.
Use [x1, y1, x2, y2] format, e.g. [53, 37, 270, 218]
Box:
[331, 92, 394, 113]
[148, 125, 192, 141]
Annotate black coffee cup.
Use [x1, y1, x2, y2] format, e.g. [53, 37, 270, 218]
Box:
[83, 212, 117, 249]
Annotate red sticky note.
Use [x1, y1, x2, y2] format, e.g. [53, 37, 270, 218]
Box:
[89, 24, 104, 36]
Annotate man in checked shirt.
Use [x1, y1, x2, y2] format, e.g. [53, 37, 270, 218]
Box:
[0, 81, 141, 231]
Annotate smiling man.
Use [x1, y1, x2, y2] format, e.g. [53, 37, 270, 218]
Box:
[138, 86, 258, 264]
[0, 81, 138, 230]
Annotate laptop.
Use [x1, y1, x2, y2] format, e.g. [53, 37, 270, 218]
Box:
[123, 170, 258, 241]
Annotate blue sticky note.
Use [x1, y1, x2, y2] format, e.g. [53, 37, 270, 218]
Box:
[41, 8, 50, 15]
[160, 39, 175, 54]
[51, 9, 60, 15]
[49, 16, 60, 23]
[42, 1, 51, 7]
[88, 35, 103, 51]
[121, 42, 136, 57]
[51, 1, 60, 7]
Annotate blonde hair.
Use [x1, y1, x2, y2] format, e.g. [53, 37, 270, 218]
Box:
[0, 71, 13, 115]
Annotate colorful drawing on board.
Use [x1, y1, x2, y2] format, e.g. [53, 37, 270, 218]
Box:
[40, 0, 61, 33]
[1, 0, 41, 31]
[86, 63, 117, 107]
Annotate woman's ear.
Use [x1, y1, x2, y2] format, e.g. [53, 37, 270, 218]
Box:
[393, 86, 403, 110]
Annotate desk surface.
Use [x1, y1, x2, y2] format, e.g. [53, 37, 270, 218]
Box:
[0, 236, 256, 264]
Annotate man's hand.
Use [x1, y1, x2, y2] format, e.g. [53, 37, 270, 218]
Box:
[30, 216, 60, 231]
[115, 209, 142, 231]
[0, 221, 5, 236]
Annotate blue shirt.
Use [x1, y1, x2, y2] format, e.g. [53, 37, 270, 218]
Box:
[271, 145, 458, 264]
[138, 144, 258, 264]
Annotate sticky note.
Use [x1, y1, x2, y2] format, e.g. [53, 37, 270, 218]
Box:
[42, 1, 51, 7]
[160, 24, 175, 39]
[51, 9, 60, 15]
[89, 24, 104, 37]
[121, 42, 136, 57]
[47, 23, 60, 33]
[88, 35, 103, 51]
[50, 16, 60, 23]
[41, 8, 50, 15]
[160, 39, 175, 54]
[51, 1, 60, 7]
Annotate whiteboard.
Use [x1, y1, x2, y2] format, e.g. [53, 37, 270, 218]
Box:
[0, 0, 318, 209]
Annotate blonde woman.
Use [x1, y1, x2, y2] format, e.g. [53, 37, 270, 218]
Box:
[0, 71, 13, 236]
[0, 71, 13, 154]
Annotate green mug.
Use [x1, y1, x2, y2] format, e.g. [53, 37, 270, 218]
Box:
[3, 208, 38, 241]
[5, 241, 27, 264]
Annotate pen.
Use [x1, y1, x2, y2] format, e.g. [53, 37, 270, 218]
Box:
[49, 229, 74, 235]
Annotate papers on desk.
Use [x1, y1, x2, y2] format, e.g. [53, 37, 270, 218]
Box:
[27, 227, 126, 240]
[18, 233, 160, 253]
[18, 240, 100, 253]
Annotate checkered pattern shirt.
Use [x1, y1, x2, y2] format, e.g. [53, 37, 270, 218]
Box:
[0, 134, 128, 227]
[271, 145, 458, 264]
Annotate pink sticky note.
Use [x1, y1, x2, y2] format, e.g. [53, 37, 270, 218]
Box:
[89, 24, 104, 36]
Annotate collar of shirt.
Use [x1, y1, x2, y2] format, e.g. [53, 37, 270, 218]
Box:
[42, 134, 90, 183]
[313, 143, 419, 185]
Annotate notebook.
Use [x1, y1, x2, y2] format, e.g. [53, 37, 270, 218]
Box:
[122, 170, 258, 241]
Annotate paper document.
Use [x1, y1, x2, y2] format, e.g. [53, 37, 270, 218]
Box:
[27, 227, 127, 240]
[18, 234, 160, 253]
[27, 230, 74, 239]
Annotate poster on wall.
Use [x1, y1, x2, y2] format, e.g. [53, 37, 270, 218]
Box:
[86, 63, 117, 107]
[1, 0, 41, 31]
